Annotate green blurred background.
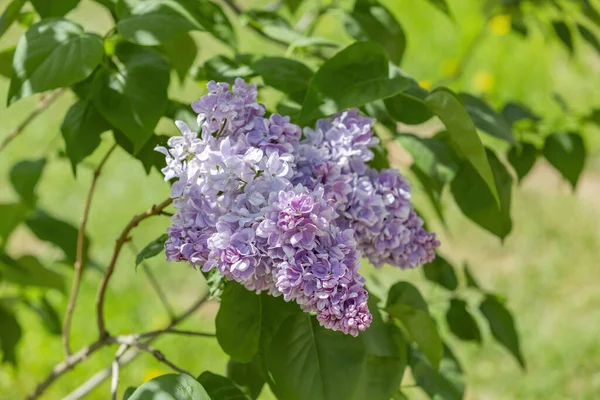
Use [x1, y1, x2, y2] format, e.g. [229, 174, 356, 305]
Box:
[1, 0, 599, 399]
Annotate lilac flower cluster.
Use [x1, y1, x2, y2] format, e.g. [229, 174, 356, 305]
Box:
[157, 78, 439, 336]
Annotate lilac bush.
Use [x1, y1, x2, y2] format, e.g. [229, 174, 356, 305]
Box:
[156, 78, 439, 336]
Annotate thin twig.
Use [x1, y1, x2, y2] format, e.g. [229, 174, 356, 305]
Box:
[114, 336, 192, 376]
[63, 143, 118, 356]
[138, 328, 215, 339]
[0, 89, 66, 153]
[95, 197, 173, 337]
[110, 344, 129, 400]
[128, 241, 177, 321]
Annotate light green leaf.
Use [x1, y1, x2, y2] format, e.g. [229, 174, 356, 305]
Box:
[8, 19, 103, 104]
[197, 371, 250, 400]
[396, 133, 458, 185]
[0, 203, 29, 247]
[30, 0, 81, 17]
[128, 374, 211, 400]
[25, 295, 62, 335]
[242, 10, 303, 44]
[463, 263, 481, 290]
[0, 47, 15, 78]
[135, 234, 168, 267]
[459, 93, 515, 144]
[543, 132, 586, 189]
[299, 41, 411, 125]
[446, 298, 481, 343]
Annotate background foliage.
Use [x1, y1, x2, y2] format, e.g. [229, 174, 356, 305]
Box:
[1, 0, 600, 399]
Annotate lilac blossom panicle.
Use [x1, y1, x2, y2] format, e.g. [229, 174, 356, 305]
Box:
[156, 78, 439, 337]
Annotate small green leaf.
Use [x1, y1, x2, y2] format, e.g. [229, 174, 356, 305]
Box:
[8, 19, 104, 104]
[197, 371, 250, 400]
[425, 88, 500, 205]
[501, 102, 540, 126]
[459, 93, 515, 144]
[463, 263, 480, 289]
[384, 83, 433, 125]
[0, 0, 26, 39]
[577, 24, 600, 55]
[92, 43, 170, 151]
[123, 387, 137, 400]
[159, 33, 197, 83]
[552, 20, 573, 53]
[423, 0, 452, 17]
[299, 41, 411, 125]
[194, 54, 257, 84]
[507, 143, 538, 183]
[446, 299, 481, 343]
[266, 313, 366, 400]
[344, 2, 406, 65]
[396, 133, 458, 185]
[25, 295, 62, 335]
[423, 255, 458, 291]
[0, 47, 14, 78]
[30, 0, 81, 17]
[127, 374, 211, 400]
[135, 234, 168, 267]
[0, 304, 22, 365]
[9, 158, 45, 207]
[0, 203, 28, 246]
[479, 294, 525, 368]
[242, 10, 302, 44]
[113, 131, 170, 174]
[386, 281, 428, 312]
[0, 254, 64, 292]
[582, 0, 600, 28]
[409, 345, 464, 400]
[226, 359, 265, 400]
[61, 100, 111, 173]
[252, 57, 313, 98]
[451, 150, 512, 239]
[543, 132, 586, 189]
[283, 0, 302, 14]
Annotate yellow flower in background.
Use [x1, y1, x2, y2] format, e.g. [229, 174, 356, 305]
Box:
[490, 14, 511, 36]
[418, 80, 432, 90]
[441, 58, 459, 77]
[473, 71, 496, 93]
[143, 368, 164, 382]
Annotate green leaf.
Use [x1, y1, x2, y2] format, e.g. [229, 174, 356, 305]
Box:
[0, 203, 28, 246]
[423, 255, 458, 291]
[384, 83, 433, 125]
[124, 387, 137, 400]
[9, 158, 45, 207]
[61, 100, 111, 173]
[367, 141, 391, 171]
[0, 0, 26, 39]
[425, 88, 500, 205]
[242, 10, 303, 44]
[127, 374, 211, 400]
[226, 359, 265, 400]
[501, 102, 540, 126]
[577, 24, 600, 55]
[582, 0, 600, 28]
[178, 0, 236, 48]
[266, 313, 366, 400]
[446, 298, 481, 343]
[344, 2, 406, 65]
[386, 282, 443, 370]
[194, 54, 257, 84]
[552, 20, 573, 53]
[165, 99, 197, 128]
[479, 294, 525, 368]
[459, 93, 515, 144]
[25, 210, 89, 265]
[463, 263, 480, 289]
[113, 131, 169, 174]
[0, 47, 14, 78]
[135, 234, 168, 267]
[30, 0, 81, 17]
[0, 304, 21, 365]
[197, 372, 250, 400]
[396, 133, 458, 185]
[411, 165, 446, 224]
[423, 0, 451, 17]
[409, 345, 464, 400]
[8, 19, 104, 105]
[451, 150, 512, 239]
[543, 132, 586, 189]
[159, 33, 197, 82]
[25, 295, 62, 335]
[252, 57, 313, 98]
[507, 143, 538, 183]
[0, 254, 64, 292]
[92, 43, 170, 151]
[298, 41, 411, 125]
[283, 0, 302, 14]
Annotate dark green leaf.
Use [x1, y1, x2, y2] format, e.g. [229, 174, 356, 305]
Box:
[197, 372, 250, 400]
[423, 0, 451, 17]
[159, 33, 197, 83]
[123, 387, 137, 400]
[446, 298, 481, 343]
[0, 304, 21, 365]
[552, 20, 573, 53]
[226, 359, 265, 400]
[367, 141, 391, 171]
[8, 19, 104, 104]
[178, 0, 236, 47]
[384, 83, 433, 125]
[299, 41, 410, 124]
[242, 10, 302, 44]
[165, 99, 197, 128]
[113, 131, 169, 174]
[92, 43, 170, 151]
[25, 295, 62, 335]
[577, 24, 600, 55]
[194, 54, 257, 84]
[344, 2, 406, 64]
[459, 93, 515, 144]
[25, 210, 89, 265]
[501, 102, 540, 126]
[127, 374, 211, 400]
[386, 281, 428, 312]
[266, 313, 366, 400]
[30, 0, 81, 17]
[0, 254, 64, 292]
[135, 234, 168, 267]
[411, 165, 446, 224]
[507, 143, 537, 183]
[0, 203, 28, 247]
[61, 100, 111, 173]
[283, 0, 302, 14]
[396, 133, 458, 185]
[479, 294, 525, 368]
[252, 57, 313, 97]
[423, 255, 458, 291]
[425, 88, 500, 204]
[409, 345, 464, 400]
[0, 47, 14, 78]
[543, 132, 586, 189]
[0, 0, 26, 39]
[9, 158, 45, 207]
[451, 149, 512, 239]
[463, 263, 480, 289]
[582, 0, 600, 28]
